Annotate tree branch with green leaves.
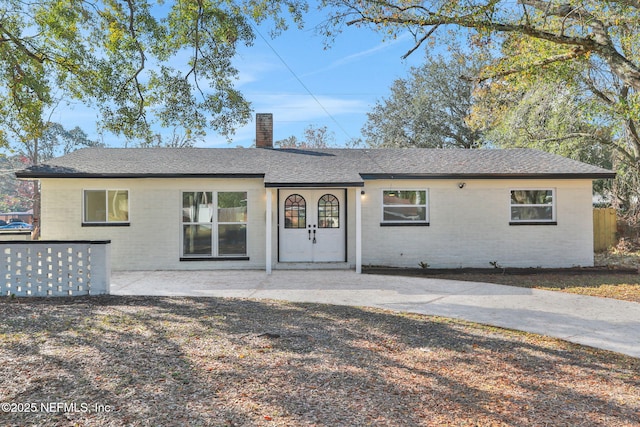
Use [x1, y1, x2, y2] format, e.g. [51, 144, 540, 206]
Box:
[322, 0, 640, 214]
[0, 0, 307, 145]
[322, 0, 640, 91]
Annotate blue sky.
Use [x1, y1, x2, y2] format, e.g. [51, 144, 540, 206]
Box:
[49, 7, 426, 149]
[226, 12, 425, 148]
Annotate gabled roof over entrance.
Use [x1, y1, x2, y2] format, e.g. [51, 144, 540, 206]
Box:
[16, 147, 616, 185]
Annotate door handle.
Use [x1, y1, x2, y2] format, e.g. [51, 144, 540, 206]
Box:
[312, 225, 317, 244]
[308, 228, 311, 240]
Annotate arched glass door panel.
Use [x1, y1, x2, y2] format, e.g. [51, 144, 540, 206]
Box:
[318, 194, 339, 228]
[284, 194, 306, 228]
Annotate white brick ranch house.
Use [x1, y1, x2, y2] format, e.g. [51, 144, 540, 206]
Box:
[16, 122, 614, 273]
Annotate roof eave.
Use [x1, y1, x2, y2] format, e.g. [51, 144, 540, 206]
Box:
[264, 182, 365, 188]
[15, 172, 266, 179]
[359, 172, 617, 180]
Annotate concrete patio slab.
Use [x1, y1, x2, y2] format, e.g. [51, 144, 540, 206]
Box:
[111, 270, 640, 358]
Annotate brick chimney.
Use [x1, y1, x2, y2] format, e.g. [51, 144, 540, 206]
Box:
[255, 113, 273, 148]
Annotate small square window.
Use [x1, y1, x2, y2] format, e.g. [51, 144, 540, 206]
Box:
[510, 189, 555, 224]
[381, 190, 429, 225]
[83, 190, 129, 224]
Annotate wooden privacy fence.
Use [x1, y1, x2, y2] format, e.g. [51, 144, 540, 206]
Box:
[593, 208, 618, 252]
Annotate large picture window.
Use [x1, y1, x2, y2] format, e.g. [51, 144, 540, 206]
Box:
[83, 190, 129, 225]
[381, 190, 428, 225]
[182, 191, 247, 258]
[510, 189, 555, 224]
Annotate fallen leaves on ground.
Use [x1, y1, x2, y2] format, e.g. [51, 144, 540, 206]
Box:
[1, 296, 638, 426]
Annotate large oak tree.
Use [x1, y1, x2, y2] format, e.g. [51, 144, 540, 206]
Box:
[321, 1, 640, 91]
[0, 0, 306, 146]
[362, 52, 487, 148]
[321, 0, 640, 214]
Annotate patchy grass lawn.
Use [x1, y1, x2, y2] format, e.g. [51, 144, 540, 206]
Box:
[1, 296, 639, 426]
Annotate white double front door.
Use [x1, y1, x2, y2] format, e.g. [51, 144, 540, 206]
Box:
[279, 189, 346, 262]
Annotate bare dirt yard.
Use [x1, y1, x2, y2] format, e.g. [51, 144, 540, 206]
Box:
[1, 295, 639, 426]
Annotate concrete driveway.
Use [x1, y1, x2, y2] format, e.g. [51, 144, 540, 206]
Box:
[111, 269, 640, 358]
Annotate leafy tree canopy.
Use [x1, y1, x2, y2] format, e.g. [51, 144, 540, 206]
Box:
[0, 155, 32, 212]
[320, 1, 640, 92]
[0, 121, 100, 218]
[319, 0, 640, 213]
[471, 79, 615, 196]
[471, 80, 613, 164]
[25, 122, 102, 163]
[319, 0, 640, 157]
[362, 51, 487, 148]
[0, 0, 307, 145]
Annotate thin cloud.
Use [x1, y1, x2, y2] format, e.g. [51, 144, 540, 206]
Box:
[251, 92, 367, 115]
[197, 92, 368, 147]
[302, 33, 413, 78]
[235, 55, 282, 87]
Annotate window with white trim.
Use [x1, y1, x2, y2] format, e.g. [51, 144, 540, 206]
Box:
[182, 191, 247, 258]
[510, 189, 555, 224]
[381, 190, 429, 225]
[83, 190, 129, 225]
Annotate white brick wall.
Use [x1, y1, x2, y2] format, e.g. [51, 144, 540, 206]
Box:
[40, 178, 266, 270]
[360, 179, 594, 268]
[39, 177, 595, 270]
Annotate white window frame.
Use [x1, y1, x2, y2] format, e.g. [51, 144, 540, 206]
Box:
[509, 188, 556, 224]
[380, 189, 429, 225]
[82, 189, 130, 225]
[181, 190, 248, 259]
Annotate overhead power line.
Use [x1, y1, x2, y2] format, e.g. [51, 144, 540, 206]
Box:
[250, 24, 353, 141]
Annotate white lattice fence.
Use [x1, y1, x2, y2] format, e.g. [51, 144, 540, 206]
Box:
[1, 241, 111, 297]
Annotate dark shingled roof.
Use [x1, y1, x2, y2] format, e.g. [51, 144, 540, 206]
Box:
[15, 147, 615, 185]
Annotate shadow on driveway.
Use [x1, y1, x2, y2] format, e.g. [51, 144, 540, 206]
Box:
[111, 270, 640, 358]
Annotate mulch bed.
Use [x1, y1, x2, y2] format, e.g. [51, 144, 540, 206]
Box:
[1, 296, 639, 426]
[363, 266, 639, 277]
[363, 266, 640, 303]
